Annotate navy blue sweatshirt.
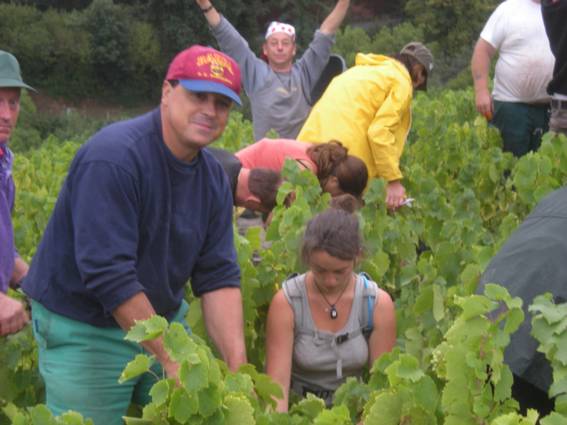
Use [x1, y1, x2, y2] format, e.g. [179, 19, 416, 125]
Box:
[23, 109, 240, 327]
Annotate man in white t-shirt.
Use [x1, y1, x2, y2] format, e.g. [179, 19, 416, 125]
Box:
[471, 0, 555, 157]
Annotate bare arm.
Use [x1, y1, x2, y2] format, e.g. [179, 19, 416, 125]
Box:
[319, 0, 350, 35]
[265, 290, 294, 412]
[0, 292, 29, 336]
[471, 38, 497, 119]
[195, 0, 221, 27]
[201, 287, 247, 371]
[368, 288, 396, 364]
[10, 257, 29, 288]
[113, 292, 179, 378]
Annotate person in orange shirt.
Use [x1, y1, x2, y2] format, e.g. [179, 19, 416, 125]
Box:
[235, 138, 368, 200]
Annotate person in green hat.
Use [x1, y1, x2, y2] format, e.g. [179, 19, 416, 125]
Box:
[0, 50, 35, 336]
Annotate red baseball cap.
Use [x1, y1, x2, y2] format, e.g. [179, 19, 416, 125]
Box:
[166, 45, 242, 105]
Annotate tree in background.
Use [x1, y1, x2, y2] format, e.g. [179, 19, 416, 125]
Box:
[404, 0, 498, 56]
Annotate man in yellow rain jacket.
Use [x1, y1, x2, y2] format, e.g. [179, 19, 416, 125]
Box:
[298, 42, 433, 209]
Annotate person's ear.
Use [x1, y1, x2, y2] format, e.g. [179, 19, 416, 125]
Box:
[161, 80, 173, 106]
[244, 194, 264, 212]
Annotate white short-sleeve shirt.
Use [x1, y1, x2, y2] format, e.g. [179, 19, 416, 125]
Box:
[480, 0, 555, 103]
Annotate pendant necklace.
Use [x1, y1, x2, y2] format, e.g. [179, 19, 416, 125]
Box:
[313, 276, 351, 320]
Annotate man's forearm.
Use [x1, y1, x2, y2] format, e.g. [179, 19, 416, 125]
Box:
[201, 287, 247, 371]
[320, 0, 350, 35]
[113, 292, 172, 367]
[471, 39, 493, 93]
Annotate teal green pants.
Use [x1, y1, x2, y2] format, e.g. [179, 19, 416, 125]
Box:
[31, 300, 189, 425]
[492, 100, 550, 157]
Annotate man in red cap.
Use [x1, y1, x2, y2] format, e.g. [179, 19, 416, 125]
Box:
[195, 0, 350, 141]
[22, 45, 246, 424]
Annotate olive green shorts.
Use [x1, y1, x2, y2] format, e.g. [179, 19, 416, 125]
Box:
[31, 300, 189, 425]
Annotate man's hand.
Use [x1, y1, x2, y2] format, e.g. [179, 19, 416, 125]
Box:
[386, 180, 406, 210]
[475, 88, 493, 121]
[0, 292, 29, 336]
[195, 0, 209, 8]
[194, 0, 221, 27]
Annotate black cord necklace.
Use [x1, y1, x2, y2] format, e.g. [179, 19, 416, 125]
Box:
[312, 275, 352, 320]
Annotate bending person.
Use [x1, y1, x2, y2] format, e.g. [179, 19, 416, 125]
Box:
[298, 43, 434, 209]
[236, 138, 368, 199]
[195, 0, 350, 140]
[207, 147, 282, 213]
[265, 206, 396, 411]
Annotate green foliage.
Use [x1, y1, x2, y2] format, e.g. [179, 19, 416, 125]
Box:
[530, 295, 567, 419]
[404, 0, 498, 57]
[12, 138, 81, 261]
[334, 22, 426, 68]
[9, 88, 567, 423]
[0, 327, 43, 425]
[434, 284, 523, 423]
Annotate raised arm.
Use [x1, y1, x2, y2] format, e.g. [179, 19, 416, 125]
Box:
[195, 0, 268, 95]
[471, 38, 497, 120]
[195, 0, 221, 28]
[319, 0, 350, 36]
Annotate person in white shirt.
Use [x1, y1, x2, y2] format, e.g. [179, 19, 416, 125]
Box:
[471, 0, 555, 157]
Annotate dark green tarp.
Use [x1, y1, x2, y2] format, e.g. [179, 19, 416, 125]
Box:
[478, 186, 567, 392]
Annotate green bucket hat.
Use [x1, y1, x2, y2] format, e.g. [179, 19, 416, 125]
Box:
[0, 50, 36, 91]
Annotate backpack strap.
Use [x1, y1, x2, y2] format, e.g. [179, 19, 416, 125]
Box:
[282, 273, 308, 331]
[359, 272, 377, 339]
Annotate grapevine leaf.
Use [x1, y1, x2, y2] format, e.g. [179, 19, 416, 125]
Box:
[180, 361, 207, 392]
[125, 316, 168, 342]
[168, 388, 197, 423]
[118, 354, 153, 384]
[363, 391, 402, 425]
[59, 411, 93, 425]
[198, 386, 222, 418]
[289, 393, 325, 419]
[540, 412, 567, 425]
[149, 379, 171, 406]
[163, 322, 196, 363]
[224, 372, 255, 394]
[253, 373, 284, 401]
[313, 405, 351, 425]
[224, 394, 255, 425]
[29, 405, 57, 425]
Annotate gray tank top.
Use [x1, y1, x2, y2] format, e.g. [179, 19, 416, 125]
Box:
[283, 273, 379, 406]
